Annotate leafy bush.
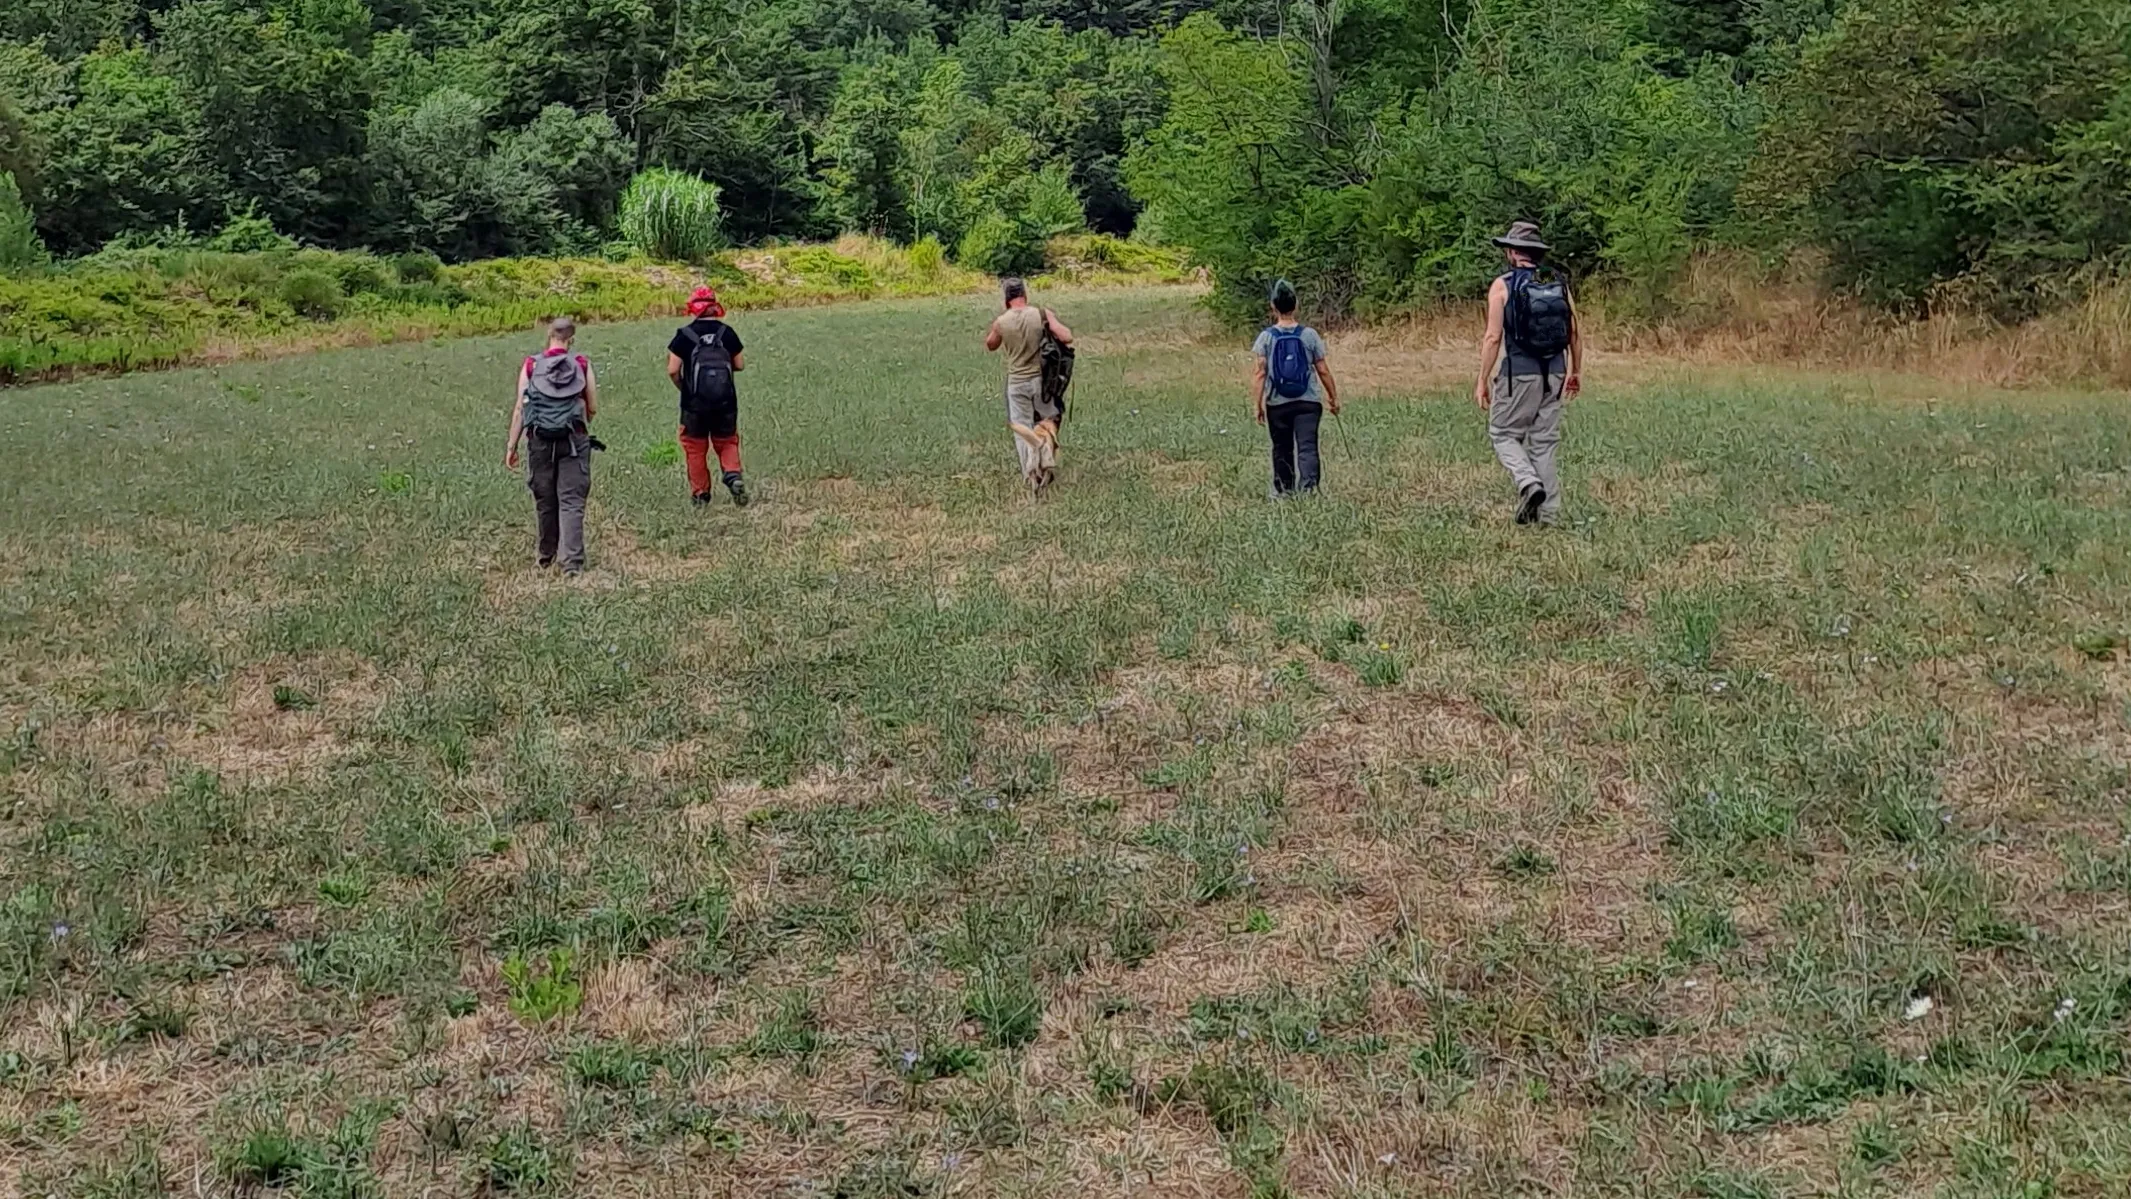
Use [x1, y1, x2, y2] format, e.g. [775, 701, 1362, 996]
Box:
[907, 236, 946, 277]
[277, 270, 344, 320]
[391, 251, 443, 283]
[328, 254, 392, 297]
[957, 210, 1045, 276]
[780, 246, 874, 290]
[204, 210, 294, 254]
[619, 168, 725, 262]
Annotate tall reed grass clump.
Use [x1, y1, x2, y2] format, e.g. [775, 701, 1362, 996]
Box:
[618, 169, 725, 263]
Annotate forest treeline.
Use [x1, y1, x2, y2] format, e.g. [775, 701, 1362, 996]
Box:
[2, 0, 2127, 323]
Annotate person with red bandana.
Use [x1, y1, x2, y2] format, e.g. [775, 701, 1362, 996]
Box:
[666, 287, 750, 507]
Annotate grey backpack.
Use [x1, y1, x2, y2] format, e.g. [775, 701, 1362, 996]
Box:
[523, 352, 586, 436]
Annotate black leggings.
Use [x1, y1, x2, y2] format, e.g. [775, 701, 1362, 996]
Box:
[1268, 401, 1323, 493]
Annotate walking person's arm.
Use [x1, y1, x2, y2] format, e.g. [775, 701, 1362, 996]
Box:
[1473, 277, 1508, 409]
[1316, 358, 1340, 416]
[581, 363, 598, 422]
[1044, 310, 1074, 346]
[666, 351, 685, 388]
[504, 364, 529, 468]
[985, 317, 1004, 353]
[1564, 292, 1583, 400]
[1251, 354, 1268, 426]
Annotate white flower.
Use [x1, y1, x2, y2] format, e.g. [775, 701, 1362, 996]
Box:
[1904, 995, 1934, 1021]
[2054, 997, 2076, 1022]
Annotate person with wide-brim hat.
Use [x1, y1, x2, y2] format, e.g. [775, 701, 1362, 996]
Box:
[1473, 221, 1582, 526]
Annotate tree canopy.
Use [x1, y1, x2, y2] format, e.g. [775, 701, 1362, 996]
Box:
[1, 0, 2124, 317]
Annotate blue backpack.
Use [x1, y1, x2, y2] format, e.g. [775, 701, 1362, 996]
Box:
[1267, 326, 1314, 399]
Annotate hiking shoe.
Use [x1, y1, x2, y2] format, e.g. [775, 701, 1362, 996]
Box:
[724, 474, 751, 508]
[1515, 484, 1547, 525]
[537, 555, 555, 569]
[691, 491, 714, 508]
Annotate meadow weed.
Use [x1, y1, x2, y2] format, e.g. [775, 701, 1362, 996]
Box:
[2, 288, 2127, 1192]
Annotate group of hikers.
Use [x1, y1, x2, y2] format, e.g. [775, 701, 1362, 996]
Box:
[503, 221, 1584, 574]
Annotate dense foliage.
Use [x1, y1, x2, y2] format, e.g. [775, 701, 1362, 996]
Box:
[1, 0, 2126, 320]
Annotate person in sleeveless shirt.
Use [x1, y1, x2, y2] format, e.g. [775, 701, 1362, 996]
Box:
[984, 277, 1074, 493]
[503, 317, 599, 574]
[1473, 221, 1582, 526]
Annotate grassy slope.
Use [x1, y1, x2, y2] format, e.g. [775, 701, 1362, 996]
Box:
[2, 288, 2129, 1196]
[0, 234, 1187, 384]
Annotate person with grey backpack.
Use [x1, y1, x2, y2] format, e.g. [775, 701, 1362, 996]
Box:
[503, 317, 601, 574]
[1474, 221, 1582, 526]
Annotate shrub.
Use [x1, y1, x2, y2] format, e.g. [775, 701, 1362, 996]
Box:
[780, 246, 874, 290]
[907, 235, 946, 277]
[329, 254, 392, 297]
[957, 210, 1044, 276]
[204, 210, 294, 254]
[277, 270, 344, 320]
[390, 251, 442, 284]
[618, 168, 724, 262]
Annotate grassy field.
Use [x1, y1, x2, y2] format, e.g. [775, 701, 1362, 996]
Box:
[2, 286, 2129, 1197]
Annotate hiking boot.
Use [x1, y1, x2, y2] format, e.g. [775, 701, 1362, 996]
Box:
[537, 555, 555, 569]
[691, 491, 714, 508]
[1515, 484, 1547, 525]
[724, 473, 750, 508]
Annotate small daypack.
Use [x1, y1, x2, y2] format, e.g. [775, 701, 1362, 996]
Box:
[1506, 268, 1573, 362]
[1267, 326, 1314, 399]
[1037, 309, 1074, 426]
[680, 323, 737, 413]
[522, 351, 586, 437]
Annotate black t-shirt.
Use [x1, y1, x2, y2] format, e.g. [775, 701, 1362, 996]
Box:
[668, 319, 743, 362]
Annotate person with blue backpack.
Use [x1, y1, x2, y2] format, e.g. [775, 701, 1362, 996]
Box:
[1251, 280, 1340, 497]
[1474, 221, 1582, 525]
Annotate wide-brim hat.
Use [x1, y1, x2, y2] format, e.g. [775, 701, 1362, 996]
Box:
[1492, 221, 1550, 251]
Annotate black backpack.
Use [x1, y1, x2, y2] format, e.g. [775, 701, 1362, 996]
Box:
[680, 322, 737, 411]
[1506, 267, 1573, 360]
[1037, 309, 1074, 426]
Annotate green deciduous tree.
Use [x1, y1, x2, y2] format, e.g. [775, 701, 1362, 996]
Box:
[0, 169, 47, 271]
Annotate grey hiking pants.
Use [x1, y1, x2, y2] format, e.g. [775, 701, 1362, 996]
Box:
[1489, 360, 1565, 523]
[527, 432, 592, 571]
